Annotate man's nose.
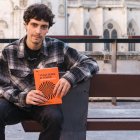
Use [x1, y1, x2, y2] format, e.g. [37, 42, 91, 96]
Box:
[36, 27, 41, 34]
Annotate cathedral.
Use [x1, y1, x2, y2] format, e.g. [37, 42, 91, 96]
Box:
[0, 0, 140, 52]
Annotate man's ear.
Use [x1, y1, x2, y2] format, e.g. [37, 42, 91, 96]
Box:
[24, 22, 27, 30]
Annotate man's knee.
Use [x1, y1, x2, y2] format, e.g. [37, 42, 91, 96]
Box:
[41, 105, 64, 127]
[49, 108, 63, 124]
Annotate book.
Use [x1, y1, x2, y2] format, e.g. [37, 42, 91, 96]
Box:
[34, 67, 62, 106]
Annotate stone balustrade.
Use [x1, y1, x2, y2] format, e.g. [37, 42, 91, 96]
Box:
[68, 0, 140, 8]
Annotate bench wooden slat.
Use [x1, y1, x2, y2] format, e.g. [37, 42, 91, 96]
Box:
[90, 73, 140, 97]
[22, 119, 140, 132]
[87, 119, 140, 130]
[21, 120, 43, 132]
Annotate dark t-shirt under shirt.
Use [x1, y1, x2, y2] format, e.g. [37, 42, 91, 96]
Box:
[25, 41, 40, 63]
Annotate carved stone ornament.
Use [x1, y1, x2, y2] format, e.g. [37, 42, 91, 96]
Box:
[20, 0, 27, 8]
[47, 2, 52, 10]
[58, 5, 65, 16]
[13, 5, 20, 10]
[0, 20, 8, 28]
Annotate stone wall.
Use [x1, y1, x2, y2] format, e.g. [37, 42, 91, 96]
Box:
[80, 51, 140, 73]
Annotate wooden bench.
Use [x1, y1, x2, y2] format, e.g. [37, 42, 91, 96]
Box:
[21, 73, 140, 139]
[87, 73, 140, 130]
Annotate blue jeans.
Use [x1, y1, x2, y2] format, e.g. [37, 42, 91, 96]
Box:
[0, 97, 63, 140]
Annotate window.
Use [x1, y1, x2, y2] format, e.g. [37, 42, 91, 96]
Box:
[127, 22, 135, 51]
[104, 29, 110, 51]
[84, 22, 93, 51]
[111, 29, 117, 38]
[104, 23, 117, 51]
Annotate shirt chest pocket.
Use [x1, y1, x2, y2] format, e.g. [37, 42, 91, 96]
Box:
[10, 69, 30, 78]
[43, 56, 64, 68]
[44, 62, 58, 68]
[9, 69, 34, 91]
[44, 62, 65, 71]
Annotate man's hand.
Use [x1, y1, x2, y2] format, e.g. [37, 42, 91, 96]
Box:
[26, 90, 47, 105]
[53, 78, 71, 98]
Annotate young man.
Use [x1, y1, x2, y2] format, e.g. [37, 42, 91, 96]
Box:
[0, 4, 99, 140]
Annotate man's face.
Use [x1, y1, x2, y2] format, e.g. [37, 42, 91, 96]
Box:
[25, 19, 49, 50]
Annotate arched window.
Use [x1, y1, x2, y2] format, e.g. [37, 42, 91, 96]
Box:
[89, 29, 92, 35]
[127, 22, 135, 51]
[84, 29, 87, 50]
[104, 29, 110, 51]
[84, 22, 93, 51]
[111, 29, 117, 51]
[104, 23, 118, 52]
[84, 28, 87, 35]
[111, 29, 117, 39]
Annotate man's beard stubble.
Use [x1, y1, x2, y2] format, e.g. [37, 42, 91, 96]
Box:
[31, 34, 42, 45]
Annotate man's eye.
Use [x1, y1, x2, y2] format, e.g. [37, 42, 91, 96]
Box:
[42, 25, 48, 29]
[32, 24, 37, 27]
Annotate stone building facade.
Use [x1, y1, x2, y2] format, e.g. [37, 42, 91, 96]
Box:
[0, 0, 140, 52]
[68, 0, 140, 52]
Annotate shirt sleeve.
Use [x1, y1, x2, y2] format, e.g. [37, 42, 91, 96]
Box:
[62, 44, 99, 87]
[0, 49, 31, 111]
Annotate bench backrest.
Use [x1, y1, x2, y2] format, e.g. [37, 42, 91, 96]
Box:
[90, 73, 140, 97]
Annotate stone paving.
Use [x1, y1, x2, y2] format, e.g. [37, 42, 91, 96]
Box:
[5, 102, 140, 140]
[87, 102, 140, 140]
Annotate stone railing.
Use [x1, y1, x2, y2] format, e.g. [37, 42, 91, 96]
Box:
[126, 0, 140, 1]
[81, 0, 96, 6]
[99, 0, 122, 6]
[125, 0, 140, 7]
[68, 0, 97, 7]
[68, 0, 79, 7]
[68, 0, 140, 8]
[80, 51, 140, 61]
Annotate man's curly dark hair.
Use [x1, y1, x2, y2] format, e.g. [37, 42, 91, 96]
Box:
[23, 4, 55, 28]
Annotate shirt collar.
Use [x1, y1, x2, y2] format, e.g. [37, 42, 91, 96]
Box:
[17, 35, 51, 58]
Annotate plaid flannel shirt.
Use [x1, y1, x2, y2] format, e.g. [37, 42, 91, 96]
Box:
[0, 35, 99, 111]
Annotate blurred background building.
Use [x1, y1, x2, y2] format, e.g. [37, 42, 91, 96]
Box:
[0, 0, 140, 52]
[1, 1, 140, 76]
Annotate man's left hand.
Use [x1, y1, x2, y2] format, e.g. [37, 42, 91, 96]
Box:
[53, 78, 71, 98]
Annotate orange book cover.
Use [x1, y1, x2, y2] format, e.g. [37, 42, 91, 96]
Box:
[34, 67, 62, 106]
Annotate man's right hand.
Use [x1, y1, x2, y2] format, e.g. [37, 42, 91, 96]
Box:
[26, 90, 47, 105]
